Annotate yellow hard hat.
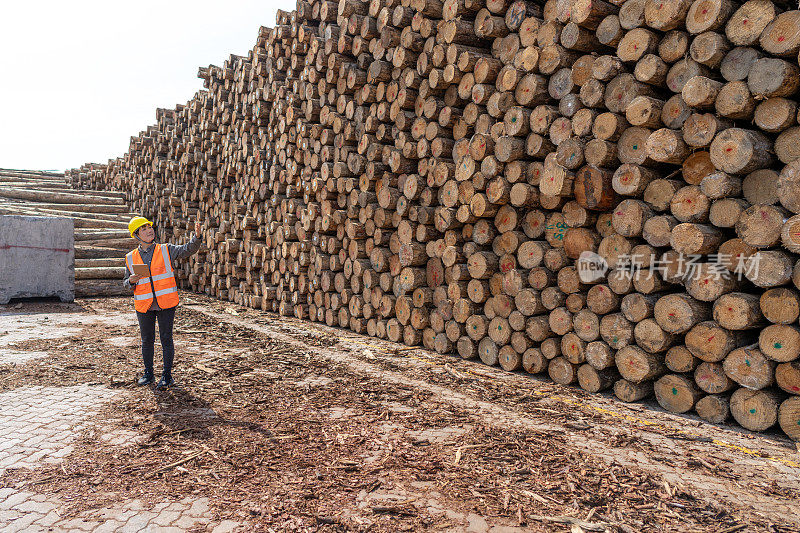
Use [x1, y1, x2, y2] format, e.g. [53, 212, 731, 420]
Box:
[128, 216, 153, 237]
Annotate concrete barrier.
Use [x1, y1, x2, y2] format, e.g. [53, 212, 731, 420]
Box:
[0, 215, 74, 303]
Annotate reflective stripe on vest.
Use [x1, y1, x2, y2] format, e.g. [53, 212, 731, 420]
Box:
[161, 244, 174, 274]
[134, 287, 179, 301]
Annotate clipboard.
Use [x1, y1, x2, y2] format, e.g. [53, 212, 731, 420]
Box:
[131, 263, 150, 277]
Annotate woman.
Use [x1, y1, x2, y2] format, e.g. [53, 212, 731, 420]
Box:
[123, 216, 202, 389]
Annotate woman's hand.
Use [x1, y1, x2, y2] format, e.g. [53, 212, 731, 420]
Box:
[129, 274, 141, 284]
[195, 220, 202, 237]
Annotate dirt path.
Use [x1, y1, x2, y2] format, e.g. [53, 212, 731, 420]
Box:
[180, 296, 800, 529]
[0, 295, 798, 532]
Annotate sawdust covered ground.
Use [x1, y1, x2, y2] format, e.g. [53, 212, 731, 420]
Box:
[0, 296, 797, 532]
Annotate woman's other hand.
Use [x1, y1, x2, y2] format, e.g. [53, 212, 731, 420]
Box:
[129, 274, 141, 284]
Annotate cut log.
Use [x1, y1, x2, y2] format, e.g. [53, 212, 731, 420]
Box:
[615, 344, 665, 383]
[778, 397, 800, 440]
[654, 293, 710, 334]
[75, 279, 132, 297]
[614, 378, 653, 402]
[666, 345, 699, 373]
[655, 374, 702, 413]
[725, 0, 776, 46]
[713, 292, 765, 330]
[578, 364, 619, 392]
[710, 128, 775, 175]
[694, 362, 735, 394]
[723, 346, 776, 390]
[730, 387, 780, 431]
[75, 266, 127, 280]
[696, 394, 731, 424]
[759, 324, 800, 363]
[0, 187, 125, 205]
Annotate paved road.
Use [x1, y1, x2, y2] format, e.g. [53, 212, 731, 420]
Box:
[0, 307, 240, 533]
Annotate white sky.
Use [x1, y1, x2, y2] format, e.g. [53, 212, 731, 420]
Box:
[0, 0, 296, 172]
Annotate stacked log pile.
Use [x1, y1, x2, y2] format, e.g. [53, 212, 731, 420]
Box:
[68, 0, 800, 440]
[0, 169, 135, 296]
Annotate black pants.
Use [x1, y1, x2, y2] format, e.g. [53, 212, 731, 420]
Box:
[136, 306, 176, 379]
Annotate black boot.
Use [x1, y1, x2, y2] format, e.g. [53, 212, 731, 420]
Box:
[137, 373, 154, 386]
[156, 375, 174, 390]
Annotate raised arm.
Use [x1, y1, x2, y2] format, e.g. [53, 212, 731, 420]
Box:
[167, 220, 204, 262]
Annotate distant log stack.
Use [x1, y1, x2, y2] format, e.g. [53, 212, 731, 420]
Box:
[67, 0, 800, 441]
[0, 169, 134, 297]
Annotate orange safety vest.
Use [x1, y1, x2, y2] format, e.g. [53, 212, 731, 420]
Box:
[125, 244, 179, 313]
